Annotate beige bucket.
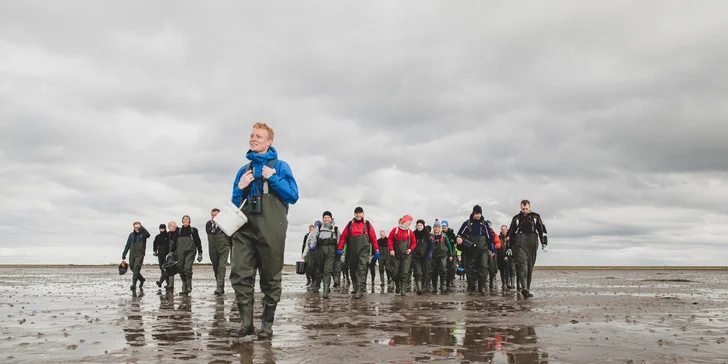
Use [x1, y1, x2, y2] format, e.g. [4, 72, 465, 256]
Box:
[213, 201, 248, 236]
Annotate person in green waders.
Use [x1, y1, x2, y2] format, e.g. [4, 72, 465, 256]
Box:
[456, 205, 497, 295]
[429, 219, 454, 294]
[508, 199, 548, 298]
[173, 215, 203, 296]
[336, 206, 379, 299]
[207, 208, 231, 296]
[229, 122, 299, 339]
[387, 215, 416, 296]
[122, 221, 150, 291]
[306, 211, 339, 299]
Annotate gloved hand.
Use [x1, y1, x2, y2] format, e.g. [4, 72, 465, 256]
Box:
[506, 249, 512, 256]
[309, 245, 316, 252]
[197, 254, 203, 262]
[166, 253, 175, 262]
[374, 251, 380, 260]
[153, 251, 158, 257]
[336, 250, 342, 257]
[542, 245, 548, 253]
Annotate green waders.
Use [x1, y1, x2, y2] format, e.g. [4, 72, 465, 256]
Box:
[129, 241, 146, 289]
[411, 241, 427, 295]
[176, 234, 196, 295]
[430, 239, 448, 293]
[471, 235, 489, 295]
[391, 238, 411, 296]
[346, 234, 371, 299]
[513, 233, 539, 296]
[488, 252, 498, 291]
[332, 254, 342, 287]
[304, 252, 314, 290]
[317, 244, 336, 298]
[230, 192, 288, 338]
[378, 245, 392, 289]
[208, 230, 231, 295]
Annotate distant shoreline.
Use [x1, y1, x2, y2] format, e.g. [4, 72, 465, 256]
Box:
[0, 265, 726, 270]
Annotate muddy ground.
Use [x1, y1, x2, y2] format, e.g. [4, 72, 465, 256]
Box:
[1, 267, 727, 364]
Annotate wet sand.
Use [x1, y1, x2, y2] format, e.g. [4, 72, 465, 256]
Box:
[1, 267, 727, 364]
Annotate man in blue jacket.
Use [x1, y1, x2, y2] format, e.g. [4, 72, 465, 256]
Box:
[229, 122, 299, 340]
[456, 205, 496, 295]
[122, 221, 150, 291]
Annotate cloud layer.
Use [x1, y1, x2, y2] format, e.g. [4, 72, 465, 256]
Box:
[1, 1, 727, 266]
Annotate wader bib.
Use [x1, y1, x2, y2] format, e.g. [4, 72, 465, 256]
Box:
[496, 239, 511, 290]
[129, 241, 146, 287]
[176, 233, 196, 293]
[157, 239, 174, 291]
[392, 237, 411, 295]
[314, 228, 337, 297]
[347, 233, 371, 297]
[208, 229, 231, 294]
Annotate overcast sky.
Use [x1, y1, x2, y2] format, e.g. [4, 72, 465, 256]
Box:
[1, 1, 727, 266]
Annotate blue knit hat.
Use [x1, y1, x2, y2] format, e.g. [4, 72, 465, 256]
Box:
[441, 220, 449, 227]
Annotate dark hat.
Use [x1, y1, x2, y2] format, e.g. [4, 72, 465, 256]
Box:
[354, 206, 364, 213]
[416, 219, 426, 226]
[159, 223, 166, 229]
[473, 205, 483, 214]
[323, 211, 332, 218]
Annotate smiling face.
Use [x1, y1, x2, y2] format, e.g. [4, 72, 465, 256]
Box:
[354, 211, 364, 221]
[182, 216, 190, 227]
[249, 126, 273, 153]
[434, 226, 441, 235]
[501, 225, 508, 235]
[416, 222, 424, 231]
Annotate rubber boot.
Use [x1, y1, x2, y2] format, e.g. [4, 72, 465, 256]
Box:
[179, 278, 188, 296]
[508, 275, 515, 290]
[186, 277, 192, 294]
[467, 280, 475, 295]
[489, 276, 495, 291]
[139, 276, 145, 290]
[415, 280, 423, 295]
[395, 280, 401, 294]
[478, 280, 486, 296]
[314, 279, 321, 293]
[322, 284, 330, 299]
[230, 303, 254, 337]
[306, 277, 311, 288]
[399, 279, 407, 296]
[258, 302, 276, 339]
[371, 276, 376, 294]
[131, 277, 137, 291]
[439, 281, 445, 294]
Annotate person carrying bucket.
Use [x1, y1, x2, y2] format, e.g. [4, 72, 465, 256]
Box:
[152, 223, 171, 291]
[229, 122, 299, 339]
[122, 221, 150, 291]
[172, 215, 203, 296]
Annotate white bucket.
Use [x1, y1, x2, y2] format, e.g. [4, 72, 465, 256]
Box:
[213, 201, 248, 237]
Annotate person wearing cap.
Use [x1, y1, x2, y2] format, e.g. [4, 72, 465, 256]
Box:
[441, 220, 458, 292]
[430, 219, 454, 294]
[229, 122, 299, 339]
[484, 220, 502, 291]
[207, 208, 231, 296]
[122, 221, 151, 291]
[456, 205, 497, 295]
[376, 230, 393, 291]
[152, 223, 170, 291]
[387, 215, 417, 296]
[306, 212, 339, 298]
[508, 199, 548, 298]
[411, 219, 432, 295]
[337, 206, 379, 299]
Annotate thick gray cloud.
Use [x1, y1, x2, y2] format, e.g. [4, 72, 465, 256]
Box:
[1, 1, 727, 266]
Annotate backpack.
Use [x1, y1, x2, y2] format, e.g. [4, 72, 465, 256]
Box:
[241, 158, 288, 212]
[346, 219, 371, 240]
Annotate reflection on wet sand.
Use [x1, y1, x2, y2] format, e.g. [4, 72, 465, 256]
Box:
[122, 295, 146, 347]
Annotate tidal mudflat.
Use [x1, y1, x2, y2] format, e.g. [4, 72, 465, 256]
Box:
[1, 267, 727, 363]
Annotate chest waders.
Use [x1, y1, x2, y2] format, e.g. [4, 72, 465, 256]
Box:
[208, 229, 231, 295]
[470, 235, 489, 295]
[513, 232, 539, 297]
[377, 243, 393, 291]
[176, 234, 196, 295]
[315, 231, 337, 299]
[347, 233, 371, 299]
[230, 180, 288, 339]
[430, 236, 448, 293]
[392, 237, 411, 296]
[496, 235, 512, 291]
[157, 238, 174, 291]
[411, 238, 429, 295]
[129, 240, 146, 290]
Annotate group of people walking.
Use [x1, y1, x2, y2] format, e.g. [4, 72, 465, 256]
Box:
[301, 201, 548, 299]
[121, 211, 231, 297]
[119, 122, 548, 342]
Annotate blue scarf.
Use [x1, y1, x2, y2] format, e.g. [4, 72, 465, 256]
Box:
[246, 146, 278, 178]
[245, 146, 278, 196]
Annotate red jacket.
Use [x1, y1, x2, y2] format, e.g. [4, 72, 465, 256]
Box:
[491, 228, 502, 250]
[387, 227, 417, 251]
[337, 219, 379, 252]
